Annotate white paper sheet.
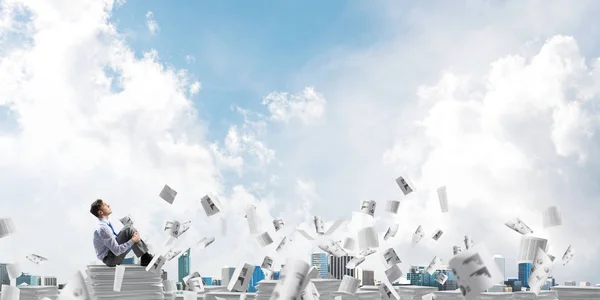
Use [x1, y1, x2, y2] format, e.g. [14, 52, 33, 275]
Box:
[360, 200, 376, 217]
[200, 194, 221, 217]
[246, 205, 259, 234]
[437, 186, 448, 213]
[395, 176, 415, 196]
[113, 265, 125, 292]
[342, 237, 356, 251]
[449, 244, 502, 300]
[542, 206, 562, 228]
[159, 184, 177, 204]
[412, 225, 425, 245]
[382, 248, 402, 268]
[425, 256, 442, 275]
[431, 229, 444, 241]
[504, 218, 533, 235]
[261, 256, 274, 270]
[385, 201, 400, 214]
[338, 275, 360, 295]
[562, 244, 575, 266]
[358, 226, 379, 251]
[385, 264, 403, 283]
[313, 216, 325, 235]
[257, 232, 274, 247]
[384, 224, 399, 241]
[6, 263, 21, 280]
[0, 285, 19, 300]
[273, 219, 285, 231]
[528, 247, 554, 295]
[269, 259, 309, 300]
[227, 263, 255, 292]
[517, 236, 548, 263]
[378, 282, 399, 300]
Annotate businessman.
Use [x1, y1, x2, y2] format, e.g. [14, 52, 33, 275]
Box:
[90, 199, 154, 267]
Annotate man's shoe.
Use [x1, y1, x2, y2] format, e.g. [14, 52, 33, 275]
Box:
[140, 253, 154, 267]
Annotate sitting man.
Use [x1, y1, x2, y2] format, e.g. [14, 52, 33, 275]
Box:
[90, 199, 154, 267]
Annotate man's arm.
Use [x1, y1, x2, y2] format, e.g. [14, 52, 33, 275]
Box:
[98, 226, 134, 256]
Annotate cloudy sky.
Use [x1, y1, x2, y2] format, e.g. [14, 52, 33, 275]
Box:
[1, 0, 600, 287]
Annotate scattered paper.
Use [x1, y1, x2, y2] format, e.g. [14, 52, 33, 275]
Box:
[296, 229, 315, 241]
[313, 216, 325, 235]
[159, 184, 177, 204]
[517, 236, 548, 263]
[269, 259, 309, 300]
[378, 282, 399, 300]
[385, 201, 400, 214]
[449, 245, 502, 300]
[113, 265, 125, 292]
[257, 232, 274, 247]
[425, 256, 442, 275]
[184, 272, 205, 292]
[318, 240, 348, 257]
[7, 263, 21, 280]
[435, 272, 448, 285]
[165, 248, 183, 261]
[505, 218, 533, 235]
[300, 281, 320, 300]
[358, 226, 379, 251]
[385, 264, 403, 283]
[119, 214, 134, 227]
[342, 237, 356, 251]
[0, 285, 19, 300]
[528, 247, 554, 295]
[276, 236, 292, 252]
[562, 245, 575, 266]
[383, 224, 399, 241]
[58, 270, 92, 300]
[0, 218, 16, 240]
[228, 263, 255, 292]
[145, 255, 166, 273]
[346, 257, 365, 269]
[325, 220, 345, 235]
[273, 219, 285, 231]
[437, 186, 448, 213]
[395, 176, 415, 196]
[431, 229, 444, 241]
[338, 275, 360, 295]
[358, 248, 377, 257]
[246, 205, 259, 234]
[412, 225, 425, 245]
[197, 236, 216, 249]
[453, 246, 462, 256]
[542, 206, 562, 228]
[26, 254, 48, 265]
[221, 217, 227, 236]
[464, 235, 474, 250]
[360, 200, 376, 217]
[261, 256, 274, 270]
[164, 220, 191, 238]
[382, 248, 402, 268]
[200, 194, 221, 217]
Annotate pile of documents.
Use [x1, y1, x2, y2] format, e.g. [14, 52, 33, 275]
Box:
[432, 290, 463, 300]
[18, 285, 59, 300]
[395, 286, 438, 300]
[255, 280, 278, 300]
[331, 290, 379, 300]
[204, 291, 250, 300]
[312, 279, 342, 300]
[480, 292, 516, 300]
[86, 265, 164, 300]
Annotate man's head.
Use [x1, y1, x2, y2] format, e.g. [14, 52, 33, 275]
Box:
[90, 199, 112, 219]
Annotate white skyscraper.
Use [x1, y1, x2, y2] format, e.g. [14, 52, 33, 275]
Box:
[493, 255, 505, 284]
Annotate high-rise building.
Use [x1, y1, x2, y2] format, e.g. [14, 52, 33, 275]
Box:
[406, 266, 457, 291]
[212, 279, 222, 286]
[505, 279, 522, 292]
[328, 255, 355, 279]
[248, 266, 265, 292]
[16, 273, 40, 286]
[564, 281, 576, 286]
[493, 255, 505, 283]
[518, 263, 532, 288]
[178, 249, 191, 287]
[311, 253, 329, 279]
[355, 269, 374, 286]
[202, 277, 213, 286]
[222, 267, 236, 287]
[273, 271, 281, 280]
[0, 264, 9, 291]
[42, 276, 58, 286]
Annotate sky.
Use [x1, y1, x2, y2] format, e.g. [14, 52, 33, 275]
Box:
[1, 0, 600, 287]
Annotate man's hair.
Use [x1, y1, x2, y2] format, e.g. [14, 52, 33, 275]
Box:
[90, 199, 104, 218]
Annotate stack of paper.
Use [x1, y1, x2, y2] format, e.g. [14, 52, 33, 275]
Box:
[480, 292, 515, 300]
[432, 290, 463, 300]
[204, 292, 249, 300]
[255, 279, 277, 300]
[331, 290, 379, 300]
[394, 286, 438, 300]
[312, 279, 342, 300]
[86, 265, 164, 300]
[18, 285, 59, 300]
[552, 286, 600, 299]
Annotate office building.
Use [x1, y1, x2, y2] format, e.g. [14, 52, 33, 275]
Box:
[273, 271, 280, 280]
[0, 264, 9, 291]
[222, 267, 236, 287]
[505, 279, 522, 292]
[202, 277, 212, 286]
[328, 255, 355, 279]
[248, 266, 265, 292]
[355, 269, 374, 286]
[580, 281, 592, 287]
[565, 281, 576, 286]
[518, 262, 532, 288]
[42, 276, 57, 286]
[311, 253, 329, 279]
[16, 273, 40, 286]
[406, 265, 457, 291]
[176, 282, 183, 290]
[178, 249, 191, 287]
[493, 255, 505, 283]
[212, 279, 222, 286]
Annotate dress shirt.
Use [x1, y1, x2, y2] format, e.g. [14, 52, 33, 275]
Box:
[93, 218, 133, 261]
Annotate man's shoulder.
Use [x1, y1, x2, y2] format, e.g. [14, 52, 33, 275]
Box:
[94, 222, 108, 233]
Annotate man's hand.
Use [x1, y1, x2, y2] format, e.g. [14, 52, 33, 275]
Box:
[131, 231, 141, 243]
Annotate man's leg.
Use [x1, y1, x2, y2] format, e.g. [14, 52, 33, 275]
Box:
[102, 249, 130, 267]
[116, 225, 149, 257]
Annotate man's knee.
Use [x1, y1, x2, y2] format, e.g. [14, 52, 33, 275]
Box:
[121, 225, 136, 236]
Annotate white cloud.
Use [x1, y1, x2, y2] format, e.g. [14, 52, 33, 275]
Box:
[189, 81, 201, 95]
[145, 11, 158, 35]
[184, 54, 195, 64]
[262, 86, 327, 125]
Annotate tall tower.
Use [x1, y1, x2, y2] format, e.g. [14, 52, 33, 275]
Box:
[493, 255, 505, 283]
[178, 249, 191, 287]
[518, 262, 532, 288]
[328, 255, 355, 279]
[311, 253, 329, 278]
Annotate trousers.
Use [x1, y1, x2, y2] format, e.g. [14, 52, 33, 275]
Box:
[102, 225, 149, 267]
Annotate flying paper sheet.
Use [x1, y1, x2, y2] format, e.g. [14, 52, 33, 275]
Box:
[313, 216, 325, 235]
[385, 201, 400, 214]
[542, 206, 562, 228]
[342, 237, 356, 251]
[163, 280, 177, 293]
[385, 265, 403, 283]
[58, 270, 92, 300]
[360, 200, 376, 217]
[346, 256, 365, 269]
[165, 248, 183, 261]
[318, 240, 347, 257]
[164, 220, 191, 238]
[435, 272, 448, 285]
[221, 217, 227, 236]
[1, 285, 19, 300]
[182, 291, 197, 300]
[228, 263, 255, 292]
[464, 235, 474, 250]
[269, 259, 309, 300]
[200, 194, 221, 217]
[358, 226, 379, 251]
[338, 275, 360, 295]
[300, 282, 320, 300]
[145, 255, 166, 273]
[257, 232, 274, 247]
[395, 176, 415, 196]
[302, 267, 320, 291]
[384, 224, 399, 241]
[431, 229, 444, 241]
[425, 256, 442, 275]
[0, 218, 16, 239]
[119, 214, 134, 227]
[113, 265, 125, 292]
[412, 225, 425, 245]
[197, 236, 216, 249]
[246, 205, 259, 234]
[261, 256, 274, 270]
[453, 246, 462, 256]
[325, 220, 345, 235]
[7, 263, 21, 280]
[184, 272, 205, 292]
[276, 236, 292, 252]
[517, 236, 548, 263]
[273, 219, 285, 231]
[528, 247, 554, 295]
[159, 184, 177, 204]
[504, 218, 533, 235]
[437, 186, 448, 213]
[562, 245, 575, 266]
[449, 245, 502, 300]
[378, 282, 399, 300]
[358, 248, 377, 257]
[296, 229, 315, 241]
[26, 254, 48, 265]
[382, 248, 402, 268]
[422, 293, 436, 300]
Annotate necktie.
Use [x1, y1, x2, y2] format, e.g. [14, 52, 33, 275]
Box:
[107, 222, 118, 237]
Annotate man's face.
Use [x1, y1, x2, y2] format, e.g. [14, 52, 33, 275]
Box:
[98, 202, 112, 217]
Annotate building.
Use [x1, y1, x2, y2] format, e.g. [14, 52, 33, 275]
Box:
[202, 277, 212, 286]
[176, 282, 184, 290]
[493, 255, 505, 283]
[564, 281, 577, 286]
[328, 255, 355, 279]
[355, 269, 374, 286]
[505, 279, 522, 292]
[42, 276, 57, 286]
[248, 266, 265, 292]
[580, 281, 592, 287]
[518, 262, 532, 288]
[222, 267, 236, 287]
[0, 264, 9, 291]
[212, 279, 222, 286]
[178, 249, 191, 288]
[16, 273, 40, 286]
[311, 253, 329, 278]
[273, 271, 280, 280]
[406, 266, 457, 291]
